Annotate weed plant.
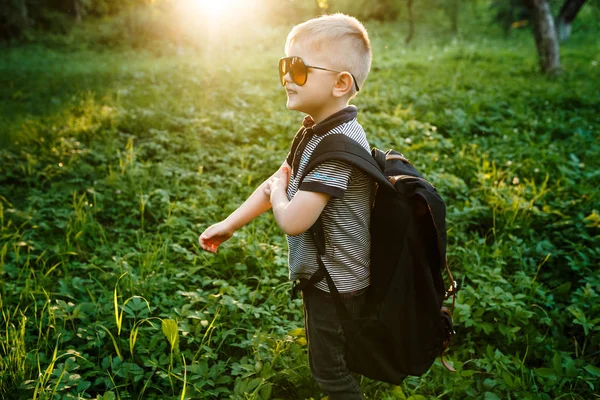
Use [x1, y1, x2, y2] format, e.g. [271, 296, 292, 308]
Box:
[0, 14, 599, 400]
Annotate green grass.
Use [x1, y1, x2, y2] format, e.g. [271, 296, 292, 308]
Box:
[1, 15, 599, 400]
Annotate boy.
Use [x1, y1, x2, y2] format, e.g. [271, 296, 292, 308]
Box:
[199, 14, 373, 399]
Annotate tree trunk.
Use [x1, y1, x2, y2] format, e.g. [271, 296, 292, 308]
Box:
[556, 0, 587, 41]
[20, 0, 29, 21]
[449, 0, 459, 36]
[18, 0, 30, 31]
[405, 0, 414, 45]
[524, 0, 561, 74]
[73, 0, 82, 23]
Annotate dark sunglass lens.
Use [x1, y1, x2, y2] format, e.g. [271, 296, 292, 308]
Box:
[290, 57, 307, 86]
[279, 59, 287, 86]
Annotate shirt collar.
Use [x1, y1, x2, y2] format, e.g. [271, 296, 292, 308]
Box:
[302, 106, 358, 136]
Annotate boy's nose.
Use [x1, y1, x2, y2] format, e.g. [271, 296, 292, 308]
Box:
[283, 71, 294, 85]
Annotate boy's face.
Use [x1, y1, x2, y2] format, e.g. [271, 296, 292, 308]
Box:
[283, 42, 340, 120]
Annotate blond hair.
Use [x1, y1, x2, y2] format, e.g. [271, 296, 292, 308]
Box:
[285, 14, 372, 95]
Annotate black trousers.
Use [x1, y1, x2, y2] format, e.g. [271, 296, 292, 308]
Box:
[302, 286, 366, 400]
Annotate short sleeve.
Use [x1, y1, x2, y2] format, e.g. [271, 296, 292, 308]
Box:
[300, 160, 353, 198]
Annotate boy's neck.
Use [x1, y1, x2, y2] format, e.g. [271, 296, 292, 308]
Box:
[309, 100, 351, 125]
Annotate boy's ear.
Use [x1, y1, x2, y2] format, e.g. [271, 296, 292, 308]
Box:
[332, 72, 355, 98]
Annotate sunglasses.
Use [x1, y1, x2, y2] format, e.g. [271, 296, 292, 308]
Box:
[279, 56, 360, 92]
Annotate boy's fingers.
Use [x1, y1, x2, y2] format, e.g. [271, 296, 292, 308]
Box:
[200, 233, 215, 244]
[199, 239, 218, 253]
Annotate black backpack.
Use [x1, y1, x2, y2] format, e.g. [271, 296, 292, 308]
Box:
[293, 134, 457, 385]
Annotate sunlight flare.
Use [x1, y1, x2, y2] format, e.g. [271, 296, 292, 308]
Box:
[183, 0, 249, 21]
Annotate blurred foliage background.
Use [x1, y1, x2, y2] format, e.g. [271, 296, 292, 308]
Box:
[0, 1, 594, 44]
[1, 0, 599, 399]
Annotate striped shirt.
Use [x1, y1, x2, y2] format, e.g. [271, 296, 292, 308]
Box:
[285, 106, 375, 293]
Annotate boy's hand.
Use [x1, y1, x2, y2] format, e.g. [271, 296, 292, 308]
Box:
[264, 166, 289, 201]
[199, 221, 234, 253]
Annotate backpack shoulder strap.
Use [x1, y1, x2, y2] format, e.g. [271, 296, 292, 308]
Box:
[286, 127, 306, 167]
[300, 134, 394, 191]
[300, 134, 392, 313]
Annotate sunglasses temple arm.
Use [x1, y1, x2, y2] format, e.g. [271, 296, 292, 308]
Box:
[311, 67, 360, 92]
[287, 62, 360, 92]
[351, 74, 360, 92]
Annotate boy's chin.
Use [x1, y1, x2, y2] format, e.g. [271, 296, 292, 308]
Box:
[286, 99, 307, 114]
[286, 100, 300, 112]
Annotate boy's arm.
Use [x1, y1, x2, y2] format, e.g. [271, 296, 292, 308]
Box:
[265, 159, 358, 236]
[265, 167, 331, 236]
[199, 160, 290, 253]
